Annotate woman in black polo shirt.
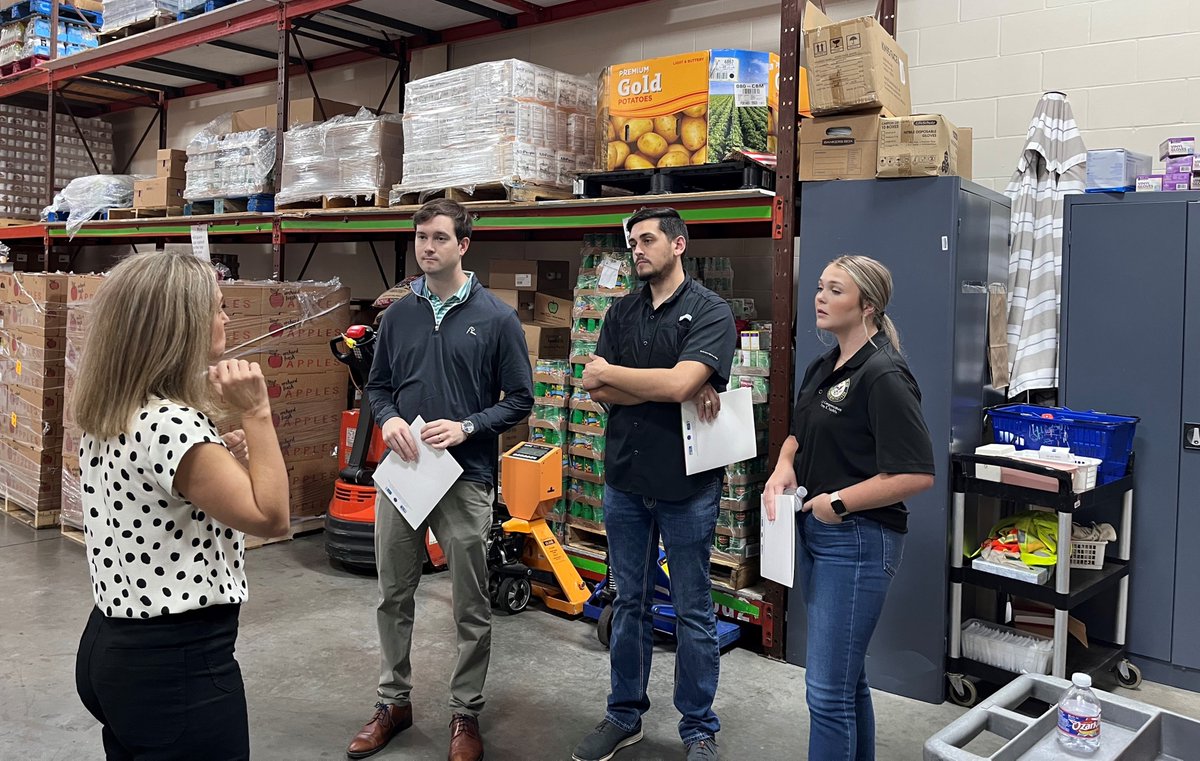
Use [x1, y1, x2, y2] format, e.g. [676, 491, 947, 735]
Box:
[764, 255, 934, 761]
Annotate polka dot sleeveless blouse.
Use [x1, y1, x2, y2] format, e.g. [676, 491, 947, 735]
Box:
[80, 399, 248, 619]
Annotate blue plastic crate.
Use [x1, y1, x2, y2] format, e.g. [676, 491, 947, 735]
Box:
[987, 404, 1138, 485]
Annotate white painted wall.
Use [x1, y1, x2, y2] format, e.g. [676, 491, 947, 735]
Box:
[897, 0, 1200, 190]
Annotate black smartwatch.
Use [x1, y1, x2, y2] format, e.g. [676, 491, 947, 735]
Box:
[829, 491, 849, 517]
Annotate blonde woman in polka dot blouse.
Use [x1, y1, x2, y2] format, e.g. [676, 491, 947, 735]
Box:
[71, 252, 289, 761]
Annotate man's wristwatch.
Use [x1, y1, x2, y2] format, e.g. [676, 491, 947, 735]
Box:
[829, 491, 849, 517]
[461, 419, 476, 438]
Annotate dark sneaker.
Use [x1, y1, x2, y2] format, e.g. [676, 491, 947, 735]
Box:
[686, 737, 719, 761]
[571, 719, 643, 761]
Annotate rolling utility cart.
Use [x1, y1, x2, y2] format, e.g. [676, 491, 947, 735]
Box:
[926, 673, 1200, 760]
[946, 453, 1138, 707]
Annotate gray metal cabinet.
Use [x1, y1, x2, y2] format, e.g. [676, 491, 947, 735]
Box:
[1061, 192, 1200, 687]
[787, 177, 1010, 703]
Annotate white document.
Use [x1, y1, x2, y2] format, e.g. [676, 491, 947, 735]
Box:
[681, 387, 757, 475]
[760, 488, 807, 588]
[372, 416, 463, 530]
[190, 225, 210, 261]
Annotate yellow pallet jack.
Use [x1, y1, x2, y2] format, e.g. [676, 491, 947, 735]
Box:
[497, 442, 591, 615]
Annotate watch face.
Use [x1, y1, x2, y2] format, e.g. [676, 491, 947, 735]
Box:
[462, 420, 475, 435]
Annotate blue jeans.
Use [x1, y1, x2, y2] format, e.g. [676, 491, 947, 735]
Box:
[797, 512, 905, 761]
[603, 481, 721, 744]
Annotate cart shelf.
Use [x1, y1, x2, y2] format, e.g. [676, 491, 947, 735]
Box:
[951, 558, 1129, 609]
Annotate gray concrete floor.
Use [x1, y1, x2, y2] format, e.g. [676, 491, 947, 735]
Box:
[3, 518, 1198, 761]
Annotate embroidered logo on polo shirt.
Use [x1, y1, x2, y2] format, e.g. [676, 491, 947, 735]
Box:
[828, 379, 850, 403]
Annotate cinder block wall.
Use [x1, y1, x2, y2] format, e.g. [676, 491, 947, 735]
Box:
[898, 0, 1200, 190]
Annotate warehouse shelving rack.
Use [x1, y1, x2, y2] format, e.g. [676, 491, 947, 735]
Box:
[0, 0, 899, 661]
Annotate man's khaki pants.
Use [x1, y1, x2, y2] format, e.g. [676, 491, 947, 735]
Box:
[374, 479, 494, 716]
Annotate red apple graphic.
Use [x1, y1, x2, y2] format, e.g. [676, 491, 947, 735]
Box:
[269, 322, 284, 337]
[269, 292, 285, 308]
[50, 281, 60, 290]
[268, 354, 283, 368]
[267, 383, 281, 399]
[271, 413, 281, 428]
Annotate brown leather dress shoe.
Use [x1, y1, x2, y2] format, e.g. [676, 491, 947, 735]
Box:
[447, 713, 484, 761]
[347, 702, 413, 759]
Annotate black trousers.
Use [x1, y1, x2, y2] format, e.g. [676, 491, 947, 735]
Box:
[75, 604, 249, 760]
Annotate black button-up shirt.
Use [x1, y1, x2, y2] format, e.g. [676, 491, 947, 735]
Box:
[596, 277, 736, 501]
[791, 340, 935, 533]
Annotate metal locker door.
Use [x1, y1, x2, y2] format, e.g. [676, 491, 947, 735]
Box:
[1173, 202, 1200, 669]
[1061, 197, 1187, 663]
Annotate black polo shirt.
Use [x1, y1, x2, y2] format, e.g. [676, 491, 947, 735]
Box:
[791, 340, 934, 533]
[596, 277, 736, 501]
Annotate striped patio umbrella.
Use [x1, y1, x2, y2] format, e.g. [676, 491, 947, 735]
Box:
[1004, 91, 1087, 397]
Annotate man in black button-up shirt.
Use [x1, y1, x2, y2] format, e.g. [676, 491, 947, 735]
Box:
[572, 208, 735, 761]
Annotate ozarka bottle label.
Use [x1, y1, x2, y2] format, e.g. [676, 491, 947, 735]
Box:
[1058, 709, 1100, 739]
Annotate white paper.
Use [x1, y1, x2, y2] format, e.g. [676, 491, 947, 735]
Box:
[190, 225, 210, 261]
[598, 258, 621, 289]
[760, 487, 807, 588]
[372, 416, 464, 530]
[680, 387, 757, 475]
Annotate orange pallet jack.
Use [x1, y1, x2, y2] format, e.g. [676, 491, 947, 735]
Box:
[491, 442, 590, 615]
[325, 325, 445, 572]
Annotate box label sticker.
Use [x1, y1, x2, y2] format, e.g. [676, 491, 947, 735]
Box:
[710, 56, 739, 82]
[598, 259, 621, 289]
[514, 274, 533, 288]
[14, 360, 20, 376]
[190, 225, 210, 262]
[735, 82, 768, 107]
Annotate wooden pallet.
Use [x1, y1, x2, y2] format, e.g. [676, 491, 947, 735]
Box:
[278, 188, 390, 211]
[564, 521, 607, 556]
[0, 216, 36, 227]
[393, 182, 573, 206]
[2, 494, 59, 529]
[106, 206, 184, 220]
[709, 554, 758, 590]
[61, 523, 86, 547]
[244, 514, 324, 550]
[97, 12, 175, 42]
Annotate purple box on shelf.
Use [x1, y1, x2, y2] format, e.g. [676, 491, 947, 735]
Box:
[1159, 136, 1196, 160]
[1165, 171, 1192, 184]
[1166, 156, 1196, 174]
[1136, 175, 1164, 192]
[1165, 180, 1191, 191]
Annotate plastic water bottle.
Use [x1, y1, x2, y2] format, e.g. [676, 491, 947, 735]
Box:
[1057, 672, 1101, 754]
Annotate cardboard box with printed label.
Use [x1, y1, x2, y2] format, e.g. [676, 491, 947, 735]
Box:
[268, 399, 347, 438]
[7, 304, 67, 337]
[534, 293, 572, 328]
[264, 371, 348, 406]
[220, 282, 350, 320]
[68, 274, 106, 306]
[523, 324, 570, 360]
[284, 455, 339, 517]
[134, 177, 186, 208]
[254, 345, 346, 376]
[499, 422, 531, 457]
[488, 260, 571, 297]
[224, 308, 350, 348]
[491, 288, 535, 322]
[803, 2, 911, 117]
[598, 49, 788, 169]
[798, 110, 883, 180]
[157, 149, 187, 179]
[957, 126, 973, 180]
[877, 114, 958, 178]
[7, 273, 67, 305]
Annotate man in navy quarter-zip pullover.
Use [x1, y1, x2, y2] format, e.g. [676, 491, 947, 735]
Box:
[349, 198, 533, 761]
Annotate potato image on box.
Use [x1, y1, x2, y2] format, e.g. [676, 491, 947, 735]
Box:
[597, 50, 799, 171]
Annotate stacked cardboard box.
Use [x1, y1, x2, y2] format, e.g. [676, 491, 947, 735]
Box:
[133, 149, 186, 210]
[215, 279, 351, 520]
[276, 111, 404, 206]
[798, 3, 967, 181]
[0, 273, 68, 527]
[60, 272, 104, 530]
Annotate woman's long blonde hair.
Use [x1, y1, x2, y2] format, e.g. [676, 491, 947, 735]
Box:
[829, 254, 902, 352]
[73, 252, 218, 439]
